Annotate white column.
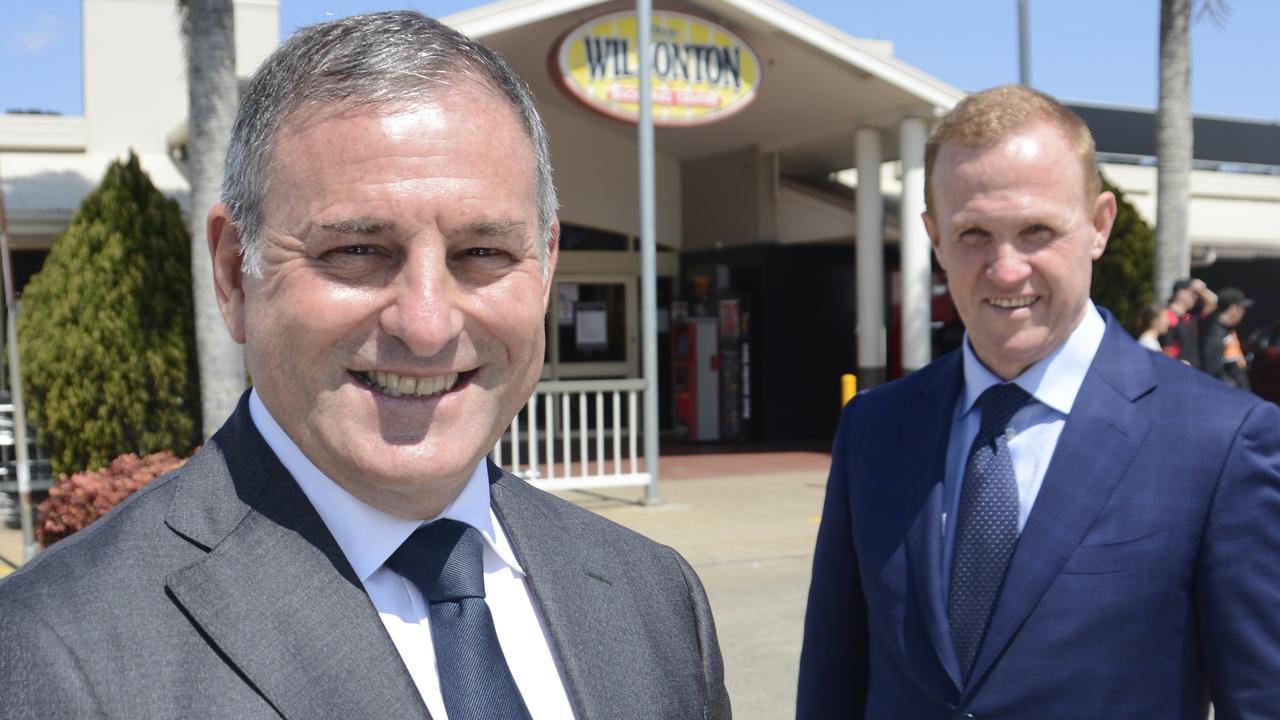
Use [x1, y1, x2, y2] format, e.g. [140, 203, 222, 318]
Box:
[899, 116, 931, 373]
[855, 127, 886, 388]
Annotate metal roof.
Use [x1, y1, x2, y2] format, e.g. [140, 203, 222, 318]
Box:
[1067, 101, 1280, 168]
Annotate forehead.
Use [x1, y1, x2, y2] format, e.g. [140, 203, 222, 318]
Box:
[932, 122, 1087, 213]
[269, 80, 532, 176]
[259, 83, 537, 220]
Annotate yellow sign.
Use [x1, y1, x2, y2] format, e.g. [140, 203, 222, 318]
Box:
[553, 11, 761, 127]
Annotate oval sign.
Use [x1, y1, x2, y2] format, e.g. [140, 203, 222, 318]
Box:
[553, 11, 761, 127]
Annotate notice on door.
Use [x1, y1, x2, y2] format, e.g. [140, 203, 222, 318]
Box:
[575, 301, 608, 350]
[557, 283, 579, 326]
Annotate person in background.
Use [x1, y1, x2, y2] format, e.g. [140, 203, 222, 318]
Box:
[1137, 301, 1168, 351]
[1160, 277, 1217, 368]
[1202, 286, 1254, 390]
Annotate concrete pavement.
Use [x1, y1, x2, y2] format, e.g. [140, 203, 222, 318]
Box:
[560, 468, 828, 719]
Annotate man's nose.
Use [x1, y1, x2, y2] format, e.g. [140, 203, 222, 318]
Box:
[987, 241, 1032, 285]
[379, 254, 464, 358]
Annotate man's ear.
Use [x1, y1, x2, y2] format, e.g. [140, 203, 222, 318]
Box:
[207, 203, 247, 344]
[924, 210, 941, 250]
[542, 220, 560, 311]
[1090, 191, 1117, 260]
[923, 210, 946, 270]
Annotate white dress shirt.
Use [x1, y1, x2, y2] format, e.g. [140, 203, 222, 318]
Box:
[940, 302, 1106, 596]
[248, 390, 576, 720]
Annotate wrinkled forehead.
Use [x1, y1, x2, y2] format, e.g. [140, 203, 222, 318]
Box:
[257, 92, 538, 217]
[273, 75, 514, 146]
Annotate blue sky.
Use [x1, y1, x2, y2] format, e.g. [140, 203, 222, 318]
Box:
[3, 0, 1278, 121]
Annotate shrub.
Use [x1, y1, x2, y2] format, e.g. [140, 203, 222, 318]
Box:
[36, 450, 187, 547]
[1092, 175, 1155, 336]
[17, 151, 200, 476]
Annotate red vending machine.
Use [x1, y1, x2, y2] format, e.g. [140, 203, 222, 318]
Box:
[671, 317, 720, 441]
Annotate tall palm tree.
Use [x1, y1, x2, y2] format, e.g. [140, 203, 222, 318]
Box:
[1155, 0, 1192, 299]
[1155, 0, 1229, 297]
[182, 0, 245, 438]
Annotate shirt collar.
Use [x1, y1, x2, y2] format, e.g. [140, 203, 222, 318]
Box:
[960, 301, 1106, 418]
[247, 389, 525, 582]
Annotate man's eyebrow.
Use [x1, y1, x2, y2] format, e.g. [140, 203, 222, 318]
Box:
[318, 219, 393, 235]
[461, 219, 527, 238]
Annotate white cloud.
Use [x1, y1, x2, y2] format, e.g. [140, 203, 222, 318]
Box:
[10, 15, 61, 53]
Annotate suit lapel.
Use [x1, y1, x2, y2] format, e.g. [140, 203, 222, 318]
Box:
[164, 397, 431, 720]
[965, 320, 1155, 689]
[489, 463, 654, 720]
[903, 352, 965, 690]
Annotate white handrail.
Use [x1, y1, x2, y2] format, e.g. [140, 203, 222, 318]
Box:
[492, 378, 652, 493]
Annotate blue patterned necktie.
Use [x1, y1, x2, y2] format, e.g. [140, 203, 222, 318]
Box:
[385, 519, 533, 720]
[948, 382, 1032, 681]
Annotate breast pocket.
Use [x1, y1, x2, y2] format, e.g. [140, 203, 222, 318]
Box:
[1061, 526, 1171, 575]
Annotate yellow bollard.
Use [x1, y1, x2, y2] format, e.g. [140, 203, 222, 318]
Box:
[841, 373, 858, 406]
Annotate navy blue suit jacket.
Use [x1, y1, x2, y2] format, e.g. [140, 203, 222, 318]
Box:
[798, 312, 1280, 719]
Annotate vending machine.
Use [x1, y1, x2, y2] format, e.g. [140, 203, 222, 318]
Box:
[671, 317, 720, 441]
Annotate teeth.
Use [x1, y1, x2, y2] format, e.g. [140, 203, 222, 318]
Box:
[360, 371, 460, 398]
[415, 376, 437, 396]
[990, 296, 1036, 309]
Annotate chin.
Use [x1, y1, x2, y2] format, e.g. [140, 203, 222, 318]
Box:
[999, 341, 1053, 368]
[350, 431, 481, 474]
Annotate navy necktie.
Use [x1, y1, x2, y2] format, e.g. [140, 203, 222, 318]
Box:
[386, 519, 533, 720]
[948, 382, 1031, 681]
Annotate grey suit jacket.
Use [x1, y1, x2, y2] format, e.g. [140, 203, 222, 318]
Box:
[0, 395, 730, 719]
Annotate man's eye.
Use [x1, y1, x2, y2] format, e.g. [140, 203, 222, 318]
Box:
[466, 247, 504, 258]
[958, 228, 989, 244]
[1024, 225, 1055, 242]
[340, 245, 375, 255]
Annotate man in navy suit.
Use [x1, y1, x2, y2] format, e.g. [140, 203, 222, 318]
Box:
[798, 85, 1280, 719]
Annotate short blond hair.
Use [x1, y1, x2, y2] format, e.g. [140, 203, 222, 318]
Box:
[924, 85, 1100, 218]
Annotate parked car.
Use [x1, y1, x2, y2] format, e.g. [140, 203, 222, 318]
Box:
[1245, 321, 1280, 404]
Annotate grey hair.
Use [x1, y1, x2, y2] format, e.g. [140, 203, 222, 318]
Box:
[221, 11, 558, 276]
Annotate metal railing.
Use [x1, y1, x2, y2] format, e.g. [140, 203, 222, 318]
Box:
[0, 401, 52, 534]
[492, 378, 652, 493]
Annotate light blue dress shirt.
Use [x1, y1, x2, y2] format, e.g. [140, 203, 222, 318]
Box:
[940, 302, 1106, 597]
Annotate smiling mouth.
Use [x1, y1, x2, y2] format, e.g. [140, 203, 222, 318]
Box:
[351, 370, 473, 398]
[988, 296, 1039, 309]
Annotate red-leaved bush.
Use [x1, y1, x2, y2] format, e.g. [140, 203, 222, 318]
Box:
[36, 451, 188, 547]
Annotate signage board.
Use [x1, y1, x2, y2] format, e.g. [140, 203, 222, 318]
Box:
[553, 10, 761, 126]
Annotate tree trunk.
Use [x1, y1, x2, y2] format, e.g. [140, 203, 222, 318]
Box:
[1155, 0, 1193, 299]
[184, 0, 245, 438]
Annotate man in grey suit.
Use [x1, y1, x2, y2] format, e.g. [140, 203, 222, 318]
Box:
[0, 12, 730, 720]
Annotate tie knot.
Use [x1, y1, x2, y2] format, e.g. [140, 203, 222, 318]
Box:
[386, 519, 486, 602]
[977, 383, 1031, 443]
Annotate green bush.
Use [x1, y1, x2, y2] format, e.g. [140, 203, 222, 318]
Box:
[18, 152, 200, 475]
[1092, 175, 1155, 336]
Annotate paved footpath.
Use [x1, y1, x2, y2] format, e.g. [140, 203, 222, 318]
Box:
[0, 454, 833, 720]
[0, 521, 26, 578]
[562, 467, 828, 720]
